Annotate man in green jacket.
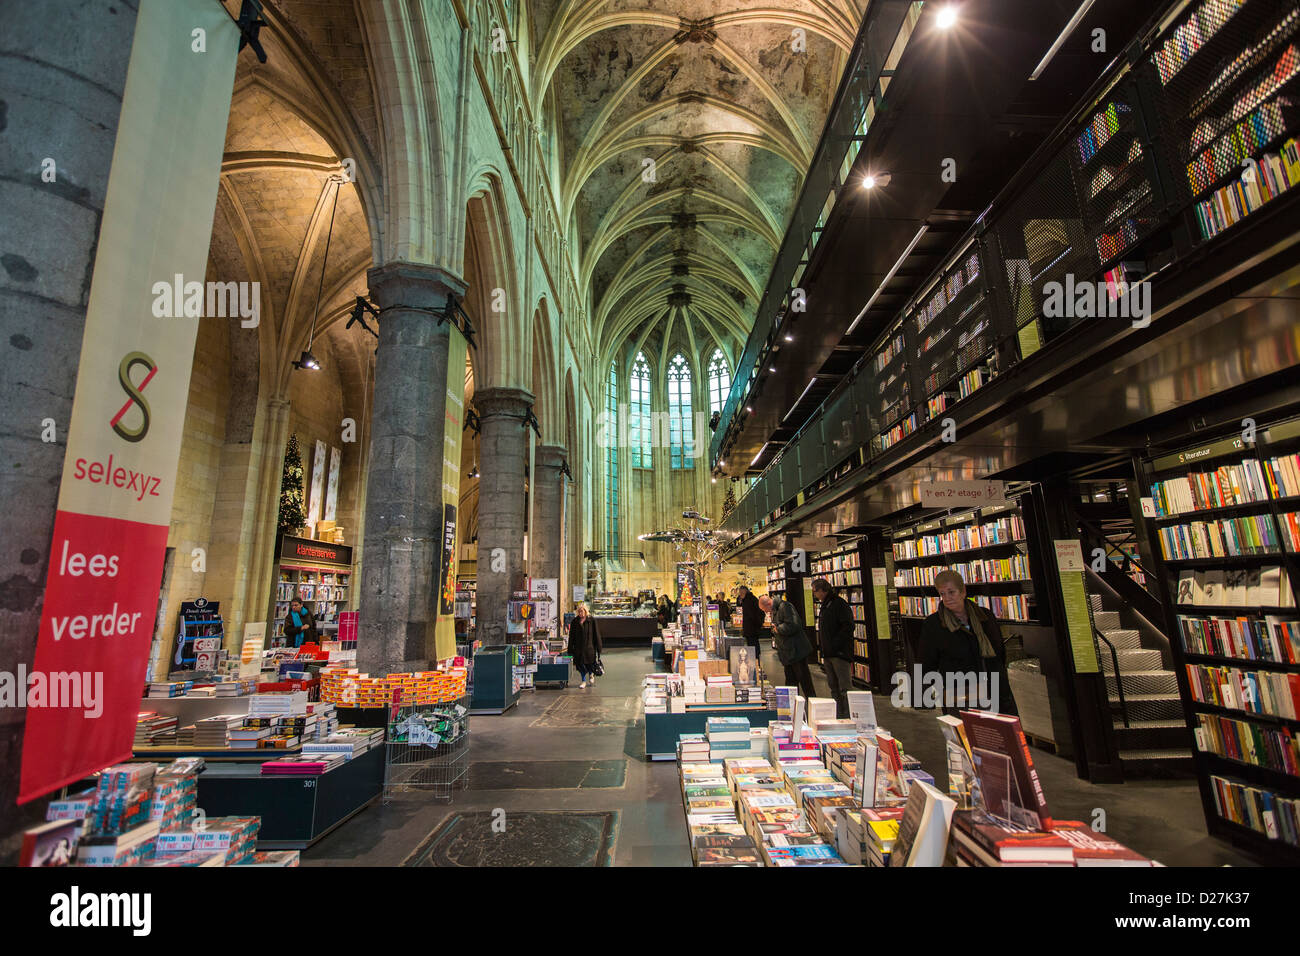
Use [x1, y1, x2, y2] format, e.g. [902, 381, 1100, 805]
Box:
[759, 594, 815, 698]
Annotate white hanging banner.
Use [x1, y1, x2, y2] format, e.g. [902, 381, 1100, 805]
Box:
[918, 480, 1006, 507]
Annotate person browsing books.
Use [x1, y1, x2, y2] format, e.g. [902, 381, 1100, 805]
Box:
[282, 598, 316, 648]
[811, 578, 855, 719]
[759, 593, 816, 699]
[567, 602, 604, 689]
[737, 585, 764, 661]
[919, 570, 1014, 716]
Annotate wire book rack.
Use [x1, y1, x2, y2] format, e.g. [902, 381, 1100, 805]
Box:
[383, 695, 471, 803]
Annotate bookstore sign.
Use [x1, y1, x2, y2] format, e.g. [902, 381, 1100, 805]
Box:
[280, 535, 353, 567]
[18, 1, 238, 803]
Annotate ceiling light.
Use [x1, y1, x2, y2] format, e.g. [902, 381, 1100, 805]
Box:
[936, 5, 958, 29]
[711, 476, 717, 484]
[745, 406, 753, 413]
[846, 224, 930, 335]
[769, 366, 777, 373]
[751, 442, 771, 467]
[293, 349, 322, 371]
[862, 172, 892, 190]
[1029, 0, 1097, 80]
[784, 333, 794, 342]
[782, 378, 818, 423]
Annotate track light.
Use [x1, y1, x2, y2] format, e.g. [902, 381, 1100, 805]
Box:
[936, 5, 958, 29]
[293, 349, 321, 371]
[862, 172, 891, 190]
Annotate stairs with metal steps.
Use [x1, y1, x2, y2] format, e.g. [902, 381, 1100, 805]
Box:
[1090, 591, 1194, 771]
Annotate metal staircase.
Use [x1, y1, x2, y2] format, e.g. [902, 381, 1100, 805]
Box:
[1089, 591, 1193, 772]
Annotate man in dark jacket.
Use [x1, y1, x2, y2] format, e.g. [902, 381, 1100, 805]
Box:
[811, 578, 855, 718]
[918, 570, 1014, 715]
[737, 585, 763, 661]
[759, 593, 815, 698]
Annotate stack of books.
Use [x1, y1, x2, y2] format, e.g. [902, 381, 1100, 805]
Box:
[704, 674, 735, 704]
[192, 816, 260, 865]
[146, 680, 193, 699]
[863, 808, 904, 866]
[949, 810, 1076, 867]
[681, 762, 753, 863]
[677, 734, 710, 762]
[706, 716, 751, 761]
[261, 753, 345, 775]
[193, 714, 245, 749]
[133, 712, 178, 747]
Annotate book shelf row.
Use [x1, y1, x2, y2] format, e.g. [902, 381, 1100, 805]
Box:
[1177, 614, 1300, 664]
[892, 515, 1026, 561]
[1195, 711, 1299, 778]
[893, 554, 1029, 588]
[1186, 662, 1300, 721]
[1156, 512, 1284, 558]
[899, 593, 1030, 622]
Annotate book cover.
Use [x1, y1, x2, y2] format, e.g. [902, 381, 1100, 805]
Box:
[888, 780, 956, 867]
[20, 819, 81, 866]
[960, 710, 1051, 829]
[1049, 820, 1154, 866]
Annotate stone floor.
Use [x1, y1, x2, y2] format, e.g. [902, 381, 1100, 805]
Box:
[301, 645, 1258, 867]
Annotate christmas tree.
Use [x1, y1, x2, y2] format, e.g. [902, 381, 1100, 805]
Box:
[278, 434, 307, 538]
[722, 480, 737, 518]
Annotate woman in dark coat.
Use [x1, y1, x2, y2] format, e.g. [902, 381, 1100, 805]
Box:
[919, 569, 1015, 715]
[567, 603, 604, 688]
[282, 598, 317, 648]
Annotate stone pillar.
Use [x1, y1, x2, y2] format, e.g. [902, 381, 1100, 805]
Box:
[357, 262, 465, 674]
[532, 444, 567, 585]
[475, 386, 533, 645]
[0, 1, 140, 851]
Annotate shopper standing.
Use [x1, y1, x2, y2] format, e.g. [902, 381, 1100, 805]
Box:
[737, 585, 763, 661]
[282, 597, 316, 648]
[919, 569, 1014, 715]
[759, 594, 816, 699]
[811, 578, 855, 718]
[567, 603, 604, 688]
[716, 592, 732, 628]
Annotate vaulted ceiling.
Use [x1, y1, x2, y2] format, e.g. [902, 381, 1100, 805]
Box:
[533, 0, 865, 367]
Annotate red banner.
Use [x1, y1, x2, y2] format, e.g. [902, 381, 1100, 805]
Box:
[17, 0, 238, 802]
[19, 513, 169, 799]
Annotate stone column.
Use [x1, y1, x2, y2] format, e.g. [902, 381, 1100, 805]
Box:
[475, 386, 533, 645]
[532, 444, 567, 585]
[0, 1, 140, 851]
[357, 262, 465, 674]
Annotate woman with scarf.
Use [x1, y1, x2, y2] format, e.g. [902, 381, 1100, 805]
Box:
[919, 569, 1015, 715]
[282, 597, 317, 648]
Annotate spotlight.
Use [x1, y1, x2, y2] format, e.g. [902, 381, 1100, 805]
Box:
[746, 406, 753, 413]
[862, 171, 892, 189]
[293, 349, 321, 371]
[784, 333, 794, 342]
[936, 4, 958, 29]
[768, 366, 777, 373]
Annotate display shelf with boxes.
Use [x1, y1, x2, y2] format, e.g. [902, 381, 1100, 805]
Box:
[1147, 0, 1300, 245]
[1141, 414, 1300, 861]
[891, 502, 1038, 624]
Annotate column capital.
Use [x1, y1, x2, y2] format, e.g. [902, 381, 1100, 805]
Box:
[367, 261, 466, 310]
[536, 444, 568, 470]
[474, 385, 535, 420]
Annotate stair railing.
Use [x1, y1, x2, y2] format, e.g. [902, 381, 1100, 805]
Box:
[1094, 625, 1130, 728]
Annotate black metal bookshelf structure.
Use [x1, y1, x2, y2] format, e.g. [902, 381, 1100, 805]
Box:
[1138, 414, 1300, 862]
[722, 0, 1300, 546]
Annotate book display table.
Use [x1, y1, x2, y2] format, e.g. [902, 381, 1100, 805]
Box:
[645, 706, 776, 760]
[192, 746, 384, 849]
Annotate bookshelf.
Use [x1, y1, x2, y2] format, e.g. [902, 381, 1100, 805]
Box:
[908, 243, 997, 429]
[810, 542, 871, 688]
[1140, 415, 1300, 861]
[1148, 0, 1300, 244]
[272, 535, 354, 641]
[891, 503, 1037, 624]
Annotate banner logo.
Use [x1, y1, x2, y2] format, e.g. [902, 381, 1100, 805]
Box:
[110, 351, 157, 443]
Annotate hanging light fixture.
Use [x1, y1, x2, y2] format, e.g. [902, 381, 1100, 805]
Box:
[295, 173, 345, 372]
